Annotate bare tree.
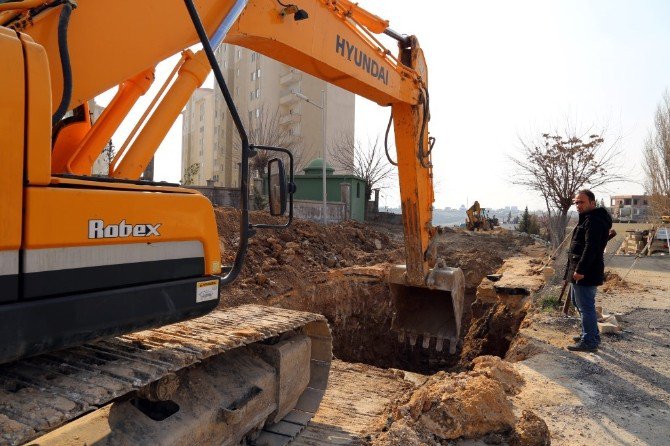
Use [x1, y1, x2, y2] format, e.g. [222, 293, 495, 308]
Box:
[643, 91, 670, 217]
[100, 140, 115, 175]
[510, 123, 622, 246]
[233, 104, 305, 179]
[330, 134, 396, 204]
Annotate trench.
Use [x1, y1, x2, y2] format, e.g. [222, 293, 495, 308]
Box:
[272, 266, 527, 374]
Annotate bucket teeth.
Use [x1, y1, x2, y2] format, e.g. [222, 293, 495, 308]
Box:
[408, 333, 418, 347]
[422, 335, 431, 349]
[435, 338, 444, 352]
[448, 339, 457, 354]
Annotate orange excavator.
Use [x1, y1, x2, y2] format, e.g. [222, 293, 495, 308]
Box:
[0, 0, 464, 443]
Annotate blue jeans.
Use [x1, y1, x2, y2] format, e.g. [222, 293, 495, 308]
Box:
[571, 284, 600, 347]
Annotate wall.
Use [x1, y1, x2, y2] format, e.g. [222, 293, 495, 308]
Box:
[293, 199, 347, 224]
[293, 175, 366, 221]
[185, 186, 240, 208]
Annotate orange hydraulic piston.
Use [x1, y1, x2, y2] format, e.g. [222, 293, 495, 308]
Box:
[111, 50, 210, 180]
[67, 69, 154, 175]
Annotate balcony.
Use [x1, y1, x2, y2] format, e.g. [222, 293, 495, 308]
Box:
[279, 93, 300, 105]
[279, 113, 301, 125]
[280, 71, 302, 86]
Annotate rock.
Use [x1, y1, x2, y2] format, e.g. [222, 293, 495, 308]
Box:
[598, 322, 621, 334]
[285, 242, 300, 250]
[374, 239, 382, 250]
[510, 410, 550, 446]
[281, 248, 296, 263]
[472, 355, 525, 395]
[476, 279, 498, 304]
[397, 372, 515, 440]
[254, 273, 268, 285]
[326, 256, 338, 268]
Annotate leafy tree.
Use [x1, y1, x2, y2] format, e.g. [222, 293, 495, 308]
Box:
[517, 206, 540, 235]
[518, 207, 531, 233]
[643, 91, 670, 217]
[252, 185, 267, 210]
[181, 163, 200, 185]
[511, 124, 622, 246]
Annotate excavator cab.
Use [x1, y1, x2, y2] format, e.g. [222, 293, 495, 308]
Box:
[389, 261, 464, 354]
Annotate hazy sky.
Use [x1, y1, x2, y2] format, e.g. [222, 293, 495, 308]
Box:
[99, 0, 670, 211]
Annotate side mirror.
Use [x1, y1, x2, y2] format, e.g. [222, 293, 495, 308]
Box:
[268, 158, 287, 216]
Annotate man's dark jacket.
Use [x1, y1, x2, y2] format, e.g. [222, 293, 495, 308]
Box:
[564, 207, 613, 286]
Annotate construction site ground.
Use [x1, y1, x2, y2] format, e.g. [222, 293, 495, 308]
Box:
[212, 212, 670, 446]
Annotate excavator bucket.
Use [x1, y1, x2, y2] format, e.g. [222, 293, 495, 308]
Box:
[389, 263, 465, 354]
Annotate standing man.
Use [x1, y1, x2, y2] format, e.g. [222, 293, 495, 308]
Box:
[565, 189, 612, 352]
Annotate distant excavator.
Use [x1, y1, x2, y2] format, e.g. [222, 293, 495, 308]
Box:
[466, 201, 499, 231]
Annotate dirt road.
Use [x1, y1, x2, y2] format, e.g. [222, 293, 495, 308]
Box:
[497, 255, 670, 445]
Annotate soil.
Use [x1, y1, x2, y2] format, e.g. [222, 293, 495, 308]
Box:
[215, 209, 544, 371]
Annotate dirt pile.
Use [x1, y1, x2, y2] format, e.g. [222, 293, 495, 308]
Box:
[214, 208, 403, 307]
[601, 271, 632, 294]
[368, 356, 541, 445]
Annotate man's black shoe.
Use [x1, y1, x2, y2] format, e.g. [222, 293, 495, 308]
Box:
[573, 335, 582, 342]
[567, 342, 598, 352]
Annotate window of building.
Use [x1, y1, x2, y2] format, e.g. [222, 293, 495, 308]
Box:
[250, 91, 254, 101]
[223, 60, 227, 68]
[256, 88, 260, 98]
[257, 68, 261, 78]
[236, 68, 240, 77]
[644, 199, 648, 205]
[633, 199, 638, 205]
[236, 49, 241, 60]
[248, 111, 253, 122]
[356, 182, 360, 198]
[235, 86, 239, 96]
[255, 109, 260, 118]
[624, 199, 632, 205]
[251, 52, 255, 61]
[251, 72, 256, 81]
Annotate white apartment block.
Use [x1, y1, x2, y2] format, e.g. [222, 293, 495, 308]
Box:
[182, 44, 355, 187]
[181, 88, 216, 185]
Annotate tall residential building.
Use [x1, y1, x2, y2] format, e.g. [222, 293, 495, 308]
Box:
[181, 88, 216, 185]
[182, 44, 355, 187]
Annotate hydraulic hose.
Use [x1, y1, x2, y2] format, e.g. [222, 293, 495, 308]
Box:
[182, 0, 252, 286]
[51, 0, 76, 126]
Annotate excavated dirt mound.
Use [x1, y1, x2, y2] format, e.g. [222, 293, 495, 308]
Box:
[368, 356, 529, 445]
[215, 209, 547, 370]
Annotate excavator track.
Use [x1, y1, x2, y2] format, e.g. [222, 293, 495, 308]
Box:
[0, 305, 332, 446]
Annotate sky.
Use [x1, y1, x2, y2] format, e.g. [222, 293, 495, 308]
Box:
[98, 0, 670, 212]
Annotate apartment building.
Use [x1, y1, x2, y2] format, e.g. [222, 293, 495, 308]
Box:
[182, 44, 355, 187]
[610, 194, 650, 223]
[181, 88, 216, 185]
